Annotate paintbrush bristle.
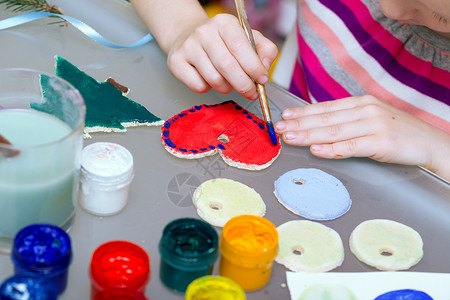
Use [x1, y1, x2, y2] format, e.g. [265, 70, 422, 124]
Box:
[266, 122, 278, 146]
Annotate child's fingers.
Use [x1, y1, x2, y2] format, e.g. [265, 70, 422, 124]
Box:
[168, 30, 236, 95]
[310, 138, 427, 166]
[253, 30, 278, 71]
[188, 45, 234, 94]
[166, 14, 274, 100]
[308, 137, 376, 160]
[217, 18, 271, 85]
[168, 45, 214, 93]
[201, 30, 258, 98]
[281, 96, 381, 120]
[169, 61, 212, 94]
[275, 106, 364, 134]
[280, 119, 373, 146]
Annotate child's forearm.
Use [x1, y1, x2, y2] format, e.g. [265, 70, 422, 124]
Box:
[130, 0, 209, 54]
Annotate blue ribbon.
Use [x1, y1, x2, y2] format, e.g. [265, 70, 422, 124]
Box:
[0, 11, 153, 48]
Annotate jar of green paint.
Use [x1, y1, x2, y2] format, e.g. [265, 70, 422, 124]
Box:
[158, 218, 219, 293]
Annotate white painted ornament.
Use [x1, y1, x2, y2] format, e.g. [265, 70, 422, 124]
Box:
[79, 142, 134, 216]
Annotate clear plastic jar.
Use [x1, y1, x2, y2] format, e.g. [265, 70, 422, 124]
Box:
[185, 275, 246, 300]
[79, 142, 134, 216]
[0, 274, 58, 300]
[11, 224, 72, 295]
[89, 240, 150, 299]
[93, 287, 147, 300]
[159, 218, 219, 293]
[219, 215, 278, 291]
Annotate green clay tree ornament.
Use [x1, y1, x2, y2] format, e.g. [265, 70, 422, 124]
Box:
[33, 56, 164, 138]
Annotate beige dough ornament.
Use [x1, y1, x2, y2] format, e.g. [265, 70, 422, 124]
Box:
[275, 220, 344, 272]
[192, 178, 266, 227]
[161, 101, 281, 170]
[350, 219, 423, 271]
[299, 284, 357, 300]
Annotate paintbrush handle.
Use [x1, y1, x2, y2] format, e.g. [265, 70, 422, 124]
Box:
[0, 134, 11, 146]
[235, 0, 257, 52]
[234, 0, 273, 123]
[256, 84, 272, 122]
[0, 133, 20, 158]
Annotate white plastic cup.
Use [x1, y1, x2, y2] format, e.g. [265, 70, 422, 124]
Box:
[79, 142, 134, 216]
[0, 68, 85, 253]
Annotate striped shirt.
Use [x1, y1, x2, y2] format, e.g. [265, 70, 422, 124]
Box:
[289, 0, 450, 133]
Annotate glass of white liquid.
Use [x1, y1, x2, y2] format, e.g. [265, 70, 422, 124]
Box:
[0, 68, 85, 253]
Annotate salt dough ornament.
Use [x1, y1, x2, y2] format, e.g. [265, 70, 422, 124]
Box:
[275, 220, 344, 272]
[350, 219, 423, 271]
[161, 101, 281, 170]
[299, 284, 357, 300]
[192, 178, 266, 227]
[374, 289, 433, 300]
[274, 168, 351, 221]
[34, 56, 164, 138]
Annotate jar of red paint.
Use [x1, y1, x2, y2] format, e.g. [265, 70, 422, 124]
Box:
[89, 241, 150, 299]
[93, 287, 148, 300]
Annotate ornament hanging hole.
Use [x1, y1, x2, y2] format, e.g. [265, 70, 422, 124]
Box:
[292, 246, 304, 256]
[379, 249, 394, 256]
[209, 202, 223, 210]
[217, 134, 230, 143]
[293, 179, 306, 185]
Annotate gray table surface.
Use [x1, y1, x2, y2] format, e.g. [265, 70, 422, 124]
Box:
[1, 1, 449, 299]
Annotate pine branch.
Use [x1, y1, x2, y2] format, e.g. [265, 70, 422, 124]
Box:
[0, 0, 65, 25]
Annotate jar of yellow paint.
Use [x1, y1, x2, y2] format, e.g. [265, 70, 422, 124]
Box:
[185, 275, 246, 300]
[219, 215, 278, 291]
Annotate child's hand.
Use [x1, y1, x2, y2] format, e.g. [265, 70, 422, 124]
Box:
[165, 14, 278, 100]
[274, 95, 450, 180]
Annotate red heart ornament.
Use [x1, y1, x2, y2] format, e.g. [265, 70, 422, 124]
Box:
[161, 101, 281, 170]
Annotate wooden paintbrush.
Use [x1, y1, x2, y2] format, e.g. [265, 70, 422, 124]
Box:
[0, 133, 20, 158]
[234, 0, 278, 146]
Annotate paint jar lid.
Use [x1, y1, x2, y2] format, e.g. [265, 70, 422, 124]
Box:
[159, 218, 219, 270]
[81, 142, 134, 185]
[11, 224, 72, 274]
[93, 287, 147, 300]
[0, 274, 58, 300]
[90, 241, 150, 290]
[185, 275, 246, 300]
[220, 215, 278, 266]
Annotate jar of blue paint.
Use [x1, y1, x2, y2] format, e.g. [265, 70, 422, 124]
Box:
[0, 274, 58, 300]
[158, 218, 219, 293]
[11, 224, 72, 295]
